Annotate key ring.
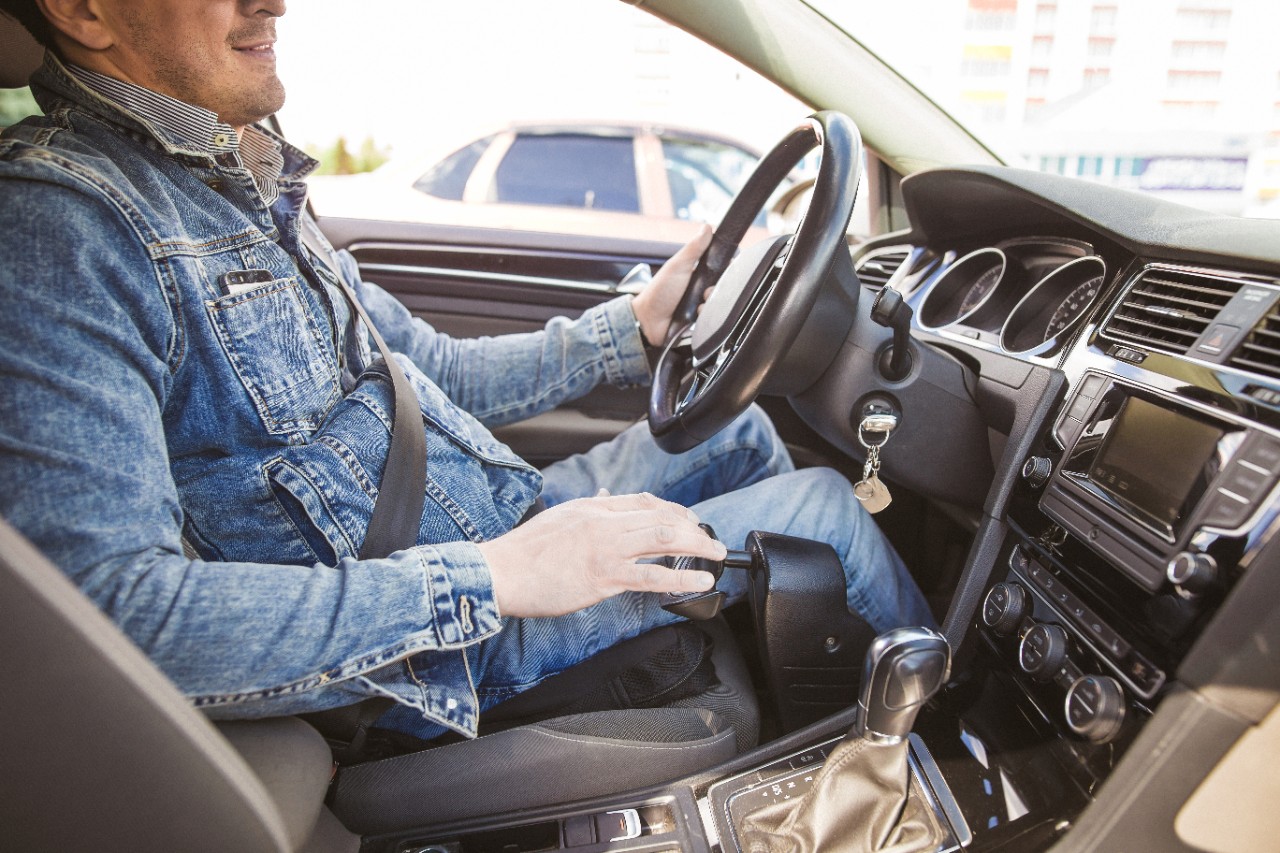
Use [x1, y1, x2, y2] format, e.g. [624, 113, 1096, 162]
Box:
[858, 412, 898, 450]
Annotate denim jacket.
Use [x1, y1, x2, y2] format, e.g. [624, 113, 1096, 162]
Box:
[0, 55, 651, 736]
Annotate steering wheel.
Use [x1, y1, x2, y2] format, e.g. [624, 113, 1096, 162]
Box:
[648, 111, 863, 453]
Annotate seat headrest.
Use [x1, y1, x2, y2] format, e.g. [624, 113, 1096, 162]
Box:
[1, 13, 44, 89]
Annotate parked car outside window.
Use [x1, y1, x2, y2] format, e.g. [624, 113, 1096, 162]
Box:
[309, 122, 778, 243]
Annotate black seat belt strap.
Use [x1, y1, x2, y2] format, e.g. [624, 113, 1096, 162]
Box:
[299, 218, 427, 560]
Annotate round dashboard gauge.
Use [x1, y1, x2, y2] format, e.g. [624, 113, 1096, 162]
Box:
[919, 247, 1010, 330]
[958, 266, 1002, 317]
[1000, 255, 1107, 355]
[1044, 275, 1105, 340]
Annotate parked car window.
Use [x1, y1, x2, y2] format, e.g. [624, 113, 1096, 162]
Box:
[661, 136, 759, 224]
[493, 133, 641, 212]
[413, 135, 494, 201]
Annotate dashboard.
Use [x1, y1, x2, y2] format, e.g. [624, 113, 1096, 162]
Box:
[804, 165, 1280, 851]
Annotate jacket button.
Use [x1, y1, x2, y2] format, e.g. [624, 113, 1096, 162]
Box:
[206, 179, 223, 191]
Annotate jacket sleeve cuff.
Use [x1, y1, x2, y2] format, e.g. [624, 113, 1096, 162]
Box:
[593, 296, 653, 388]
[415, 542, 502, 647]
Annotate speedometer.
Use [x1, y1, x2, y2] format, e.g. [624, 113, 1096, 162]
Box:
[919, 247, 1010, 330]
[959, 267, 1002, 317]
[1045, 275, 1104, 341]
[1000, 256, 1107, 355]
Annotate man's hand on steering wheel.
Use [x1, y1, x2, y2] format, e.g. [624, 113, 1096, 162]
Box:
[631, 224, 714, 348]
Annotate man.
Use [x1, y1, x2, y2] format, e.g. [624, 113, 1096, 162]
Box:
[0, 0, 933, 742]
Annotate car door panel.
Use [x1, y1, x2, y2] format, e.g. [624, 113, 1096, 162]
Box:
[318, 216, 679, 466]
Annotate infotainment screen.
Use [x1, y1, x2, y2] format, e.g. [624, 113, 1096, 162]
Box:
[1090, 397, 1224, 531]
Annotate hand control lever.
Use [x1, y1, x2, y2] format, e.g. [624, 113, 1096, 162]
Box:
[659, 523, 752, 620]
[855, 626, 951, 744]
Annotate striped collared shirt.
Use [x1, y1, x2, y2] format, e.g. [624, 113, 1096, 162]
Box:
[67, 64, 286, 206]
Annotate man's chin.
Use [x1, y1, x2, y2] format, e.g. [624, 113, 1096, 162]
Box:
[225, 85, 286, 129]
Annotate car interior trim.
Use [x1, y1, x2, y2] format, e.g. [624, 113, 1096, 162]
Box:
[356, 262, 617, 296]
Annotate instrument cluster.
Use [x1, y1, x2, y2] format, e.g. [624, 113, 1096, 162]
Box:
[901, 237, 1110, 359]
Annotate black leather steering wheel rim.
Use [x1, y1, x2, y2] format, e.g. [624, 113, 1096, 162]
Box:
[648, 111, 863, 453]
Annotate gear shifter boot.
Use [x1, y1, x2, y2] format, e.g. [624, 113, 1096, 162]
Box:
[736, 627, 950, 853]
[737, 735, 941, 853]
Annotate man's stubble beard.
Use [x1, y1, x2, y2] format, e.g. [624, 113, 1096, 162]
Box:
[123, 12, 286, 127]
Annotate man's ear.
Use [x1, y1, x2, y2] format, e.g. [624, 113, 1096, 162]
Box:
[37, 0, 114, 52]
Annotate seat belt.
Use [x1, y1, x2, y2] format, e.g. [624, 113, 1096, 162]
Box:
[299, 218, 427, 560]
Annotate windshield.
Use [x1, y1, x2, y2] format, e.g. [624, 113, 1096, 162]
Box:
[808, 0, 1280, 219]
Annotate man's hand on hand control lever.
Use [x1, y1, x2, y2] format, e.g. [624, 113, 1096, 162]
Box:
[478, 491, 726, 618]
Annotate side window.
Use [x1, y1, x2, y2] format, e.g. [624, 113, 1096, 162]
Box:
[493, 133, 640, 212]
[413, 135, 494, 200]
[661, 136, 761, 225]
[0, 87, 39, 129]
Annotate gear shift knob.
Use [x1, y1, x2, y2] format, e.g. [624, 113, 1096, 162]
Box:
[855, 626, 951, 744]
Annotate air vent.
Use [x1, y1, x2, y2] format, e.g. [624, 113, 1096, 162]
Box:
[1101, 267, 1241, 356]
[1231, 306, 1280, 381]
[855, 246, 911, 291]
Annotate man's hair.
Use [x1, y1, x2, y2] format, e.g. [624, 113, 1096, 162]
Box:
[0, 1, 53, 48]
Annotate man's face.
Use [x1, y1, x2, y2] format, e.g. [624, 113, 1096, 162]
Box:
[91, 0, 287, 129]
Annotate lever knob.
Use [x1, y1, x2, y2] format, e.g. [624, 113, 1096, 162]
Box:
[1166, 551, 1217, 596]
[1019, 622, 1069, 680]
[660, 523, 728, 620]
[1021, 456, 1053, 489]
[982, 581, 1029, 637]
[855, 626, 951, 744]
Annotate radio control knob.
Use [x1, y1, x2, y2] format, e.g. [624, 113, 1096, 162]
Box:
[1166, 551, 1217, 595]
[1019, 623, 1069, 680]
[982, 582, 1029, 636]
[1065, 675, 1126, 743]
[1022, 456, 1053, 490]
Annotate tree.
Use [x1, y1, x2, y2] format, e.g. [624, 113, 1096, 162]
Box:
[307, 136, 391, 175]
[0, 87, 40, 128]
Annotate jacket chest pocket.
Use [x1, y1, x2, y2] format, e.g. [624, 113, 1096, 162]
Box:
[206, 277, 341, 435]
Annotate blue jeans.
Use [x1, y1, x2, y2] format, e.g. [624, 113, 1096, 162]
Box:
[379, 405, 934, 737]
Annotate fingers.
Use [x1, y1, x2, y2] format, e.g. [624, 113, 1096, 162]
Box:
[587, 489, 683, 516]
[580, 490, 726, 560]
[612, 562, 716, 594]
[668, 223, 713, 267]
[614, 519, 724, 560]
[654, 225, 713, 281]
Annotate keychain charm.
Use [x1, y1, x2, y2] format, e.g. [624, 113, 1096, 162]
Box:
[855, 412, 897, 514]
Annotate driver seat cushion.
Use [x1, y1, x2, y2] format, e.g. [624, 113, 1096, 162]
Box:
[326, 616, 758, 833]
[330, 707, 737, 834]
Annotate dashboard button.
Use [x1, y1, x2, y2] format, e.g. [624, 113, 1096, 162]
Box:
[1067, 392, 1094, 422]
[1201, 488, 1253, 529]
[1194, 323, 1238, 356]
[1222, 463, 1272, 501]
[1243, 436, 1280, 469]
[1122, 653, 1166, 696]
[1110, 345, 1146, 364]
[1080, 374, 1106, 398]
